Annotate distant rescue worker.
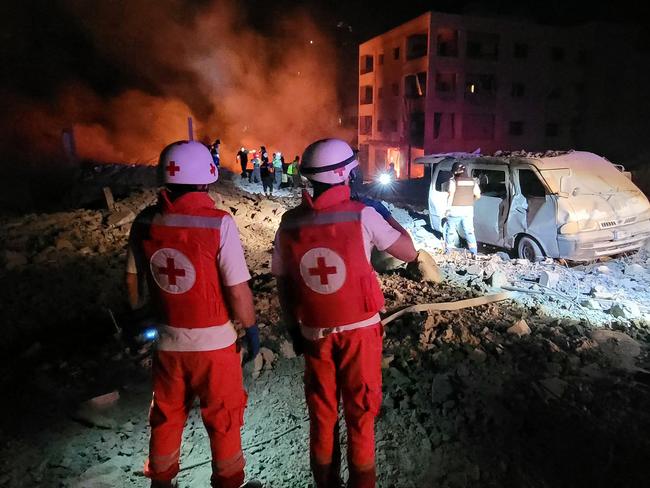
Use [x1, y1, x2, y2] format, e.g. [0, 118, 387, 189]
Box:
[211, 139, 221, 168]
[287, 155, 301, 188]
[272, 138, 419, 488]
[260, 158, 274, 197]
[125, 141, 260, 488]
[272, 152, 283, 189]
[443, 161, 481, 256]
[250, 151, 261, 184]
[260, 146, 269, 164]
[237, 147, 248, 179]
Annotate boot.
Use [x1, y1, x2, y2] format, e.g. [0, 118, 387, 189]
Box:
[348, 465, 376, 488]
[239, 481, 263, 488]
[150, 479, 178, 488]
[211, 470, 245, 488]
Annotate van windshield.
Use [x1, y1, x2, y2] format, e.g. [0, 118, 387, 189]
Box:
[539, 165, 638, 196]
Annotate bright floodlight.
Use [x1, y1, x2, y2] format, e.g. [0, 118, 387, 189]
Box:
[378, 173, 391, 185]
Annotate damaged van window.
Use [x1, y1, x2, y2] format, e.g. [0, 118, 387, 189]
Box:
[472, 169, 507, 199]
[435, 169, 453, 191]
[519, 169, 546, 198]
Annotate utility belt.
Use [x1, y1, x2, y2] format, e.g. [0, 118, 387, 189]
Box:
[300, 314, 380, 341]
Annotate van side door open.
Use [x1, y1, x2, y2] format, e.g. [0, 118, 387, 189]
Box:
[471, 166, 509, 246]
[505, 166, 559, 256]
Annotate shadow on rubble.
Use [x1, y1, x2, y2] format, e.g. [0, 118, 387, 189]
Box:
[0, 252, 139, 433]
[381, 278, 650, 488]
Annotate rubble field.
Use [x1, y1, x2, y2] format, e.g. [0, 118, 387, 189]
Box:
[1, 169, 650, 488]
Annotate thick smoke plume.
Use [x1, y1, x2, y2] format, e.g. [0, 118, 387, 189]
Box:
[3, 0, 350, 171]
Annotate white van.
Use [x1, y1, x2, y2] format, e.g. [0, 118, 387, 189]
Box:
[415, 150, 650, 261]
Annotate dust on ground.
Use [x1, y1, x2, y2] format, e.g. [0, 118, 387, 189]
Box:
[1, 169, 650, 488]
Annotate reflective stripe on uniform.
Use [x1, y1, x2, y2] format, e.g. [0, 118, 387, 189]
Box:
[281, 211, 361, 230]
[300, 313, 381, 341]
[152, 213, 223, 229]
[156, 322, 237, 351]
[456, 180, 475, 187]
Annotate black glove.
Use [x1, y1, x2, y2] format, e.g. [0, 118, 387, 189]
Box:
[288, 325, 304, 356]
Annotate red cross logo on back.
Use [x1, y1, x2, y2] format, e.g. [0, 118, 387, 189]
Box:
[299, 247, 347, 294]
[309, 257, 337, 285]
[157, 257, 186, 286]
[210, 164, 216, 175]
[166, 161, 180, 176]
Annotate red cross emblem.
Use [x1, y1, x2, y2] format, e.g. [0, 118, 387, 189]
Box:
[157, 257, 186, 286]
[166, 161, 180, 176]
[210, 163, 216, 175]
[309, 257, 338, 285]
[300, 248, 346, 294]
[149, 248, 196, 294]
[333, 167, 345, 176]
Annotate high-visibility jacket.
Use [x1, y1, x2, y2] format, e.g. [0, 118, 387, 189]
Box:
[287, 162, 298, 176]
[278, 186, 385, 329]
[141, 191, 230, 328]
[451, 176, 476, 207]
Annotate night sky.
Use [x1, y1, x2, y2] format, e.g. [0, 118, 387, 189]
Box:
[0, 0, 648, 173]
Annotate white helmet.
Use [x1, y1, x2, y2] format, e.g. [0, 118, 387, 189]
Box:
[159, 140, 218, 185]
[301, 138, 359, 184]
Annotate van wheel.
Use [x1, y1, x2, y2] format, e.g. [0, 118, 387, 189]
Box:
[517, 235, 544, 262]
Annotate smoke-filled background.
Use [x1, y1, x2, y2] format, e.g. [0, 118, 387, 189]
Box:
[0, 0, 350, 171]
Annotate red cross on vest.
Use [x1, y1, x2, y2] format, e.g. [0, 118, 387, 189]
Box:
[158, 257, 186, 285]
[309, 257, 337, 285]
[210, 163, 216, 175]
[333, 167, 345, 177]
[166, 161, 180, 176]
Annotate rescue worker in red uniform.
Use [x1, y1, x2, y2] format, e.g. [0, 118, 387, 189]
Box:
[272, 139, 419, 488]
[125, 141, 260, 488]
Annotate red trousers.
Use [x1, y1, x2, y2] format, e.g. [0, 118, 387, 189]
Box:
[144, 345, 248, 488]
[304, 324, 383, 488]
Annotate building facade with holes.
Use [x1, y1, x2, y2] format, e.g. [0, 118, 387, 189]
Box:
[358, 11, 642, 180]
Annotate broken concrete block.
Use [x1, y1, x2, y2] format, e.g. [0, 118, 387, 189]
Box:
[580, 298, 601, 310]
[590, 285, 613, 299]
[3, 250, 28, 270]
[608, 301, 640, 319]
[538, 270, 559, 288]
[87, 391, 120, 408]
[279, 340, 296, 359]
[590, 329, 641, 371]
[539, 377, 568, 398]
[107, 210, 135, 227]
[406, 250, 442, 283]
[624, 263, 646, 277]
[507, 319, 531, 337]
[486, 271, 507, 288]
[596, 265, 611, 274]
[259, 347, 275, 370]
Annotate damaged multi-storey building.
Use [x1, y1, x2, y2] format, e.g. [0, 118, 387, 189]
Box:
[357, 10, 650, 179]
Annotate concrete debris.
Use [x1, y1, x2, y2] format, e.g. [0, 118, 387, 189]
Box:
[608, 301, 641, 319]
[102, 187, 115, 211]
[486, 270, 508, 288]
[279, 340, 296, 359]
[507, 319, 531, 337]
[3, 168, 650, 488]
[590, 329, 642, 371]
[538, 270, 559, 289]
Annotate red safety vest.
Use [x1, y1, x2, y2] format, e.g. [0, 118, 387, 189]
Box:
[141, 190, 230, 328]
[278, 186, 385, 329]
